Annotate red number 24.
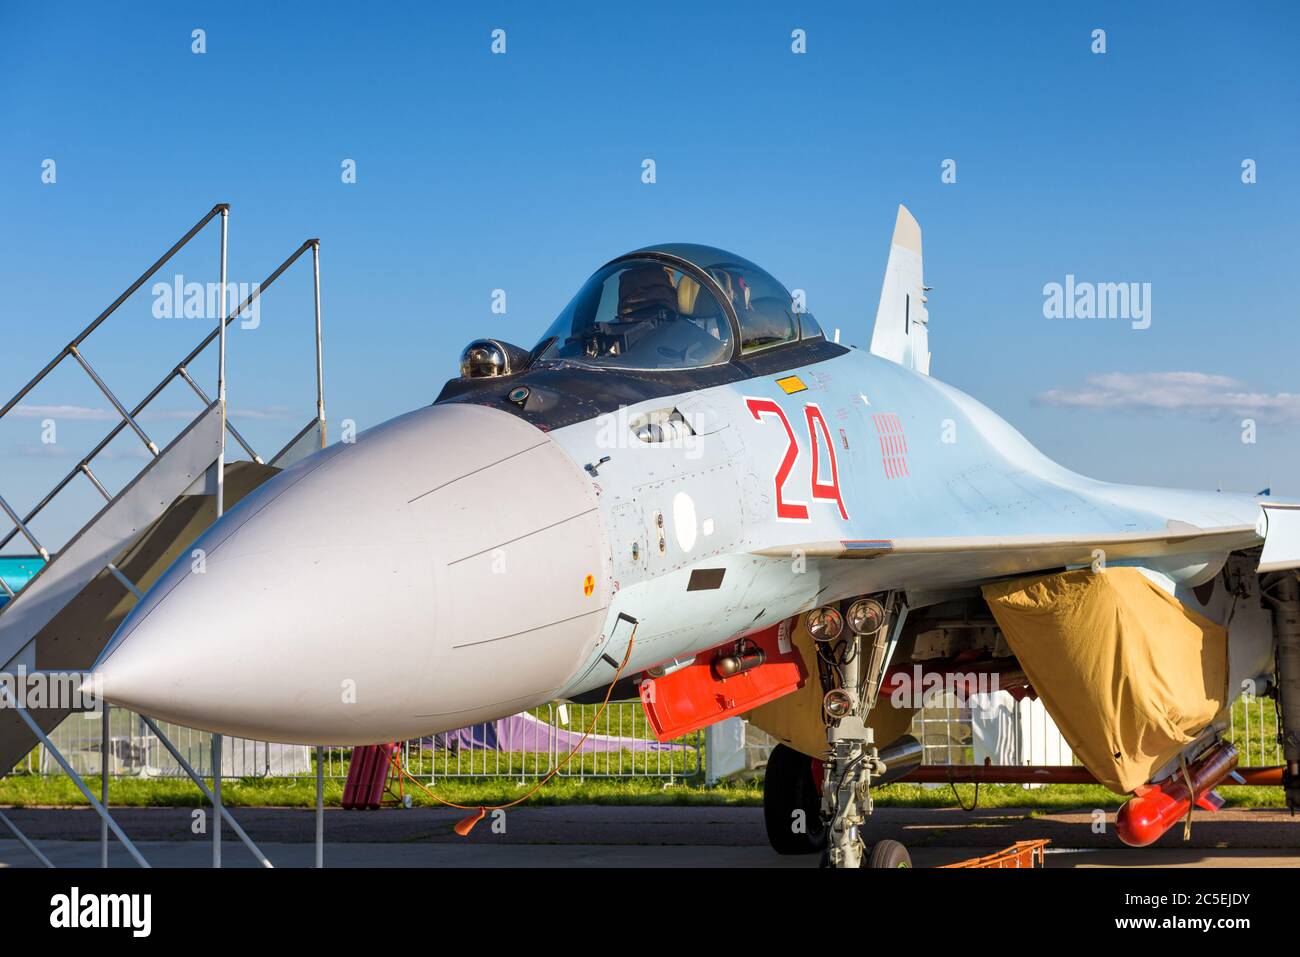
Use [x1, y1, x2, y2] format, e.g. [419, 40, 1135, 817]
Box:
[745, 397, 849, 522]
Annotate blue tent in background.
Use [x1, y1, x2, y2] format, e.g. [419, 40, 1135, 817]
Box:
[430, 711, 689, 754]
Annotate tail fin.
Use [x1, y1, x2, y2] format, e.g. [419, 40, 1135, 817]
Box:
[868, 204, 931, 374]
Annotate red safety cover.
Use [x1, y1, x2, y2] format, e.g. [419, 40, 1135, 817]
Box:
[639, 621, 807, 741]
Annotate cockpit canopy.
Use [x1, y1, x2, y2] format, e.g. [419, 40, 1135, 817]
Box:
[531, 244, 823, 371]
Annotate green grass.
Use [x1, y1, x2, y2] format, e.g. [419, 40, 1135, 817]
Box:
[0, 771, 1285, 811]
[0, 772, 754, 809]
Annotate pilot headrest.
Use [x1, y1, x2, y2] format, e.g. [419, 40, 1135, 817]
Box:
[618, 266, 678, 316]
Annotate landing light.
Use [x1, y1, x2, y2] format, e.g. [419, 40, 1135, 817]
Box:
[823, 689, 854, 718]
[807, 606, 844, 642]
[846, 597, 886, 635]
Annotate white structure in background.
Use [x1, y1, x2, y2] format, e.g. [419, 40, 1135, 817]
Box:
[704, 718, 746, 784]
[969, 690, 1072, 784]
[705, 717, 777, 783]
[41, 708, 313, 778]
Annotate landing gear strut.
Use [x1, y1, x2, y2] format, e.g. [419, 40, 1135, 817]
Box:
[821, 732, 883, 868]
[1267, 573, 1300, 812]
[810, 594, 912, 869]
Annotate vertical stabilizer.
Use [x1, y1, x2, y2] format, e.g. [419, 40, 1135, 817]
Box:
[869, 205, 930, 374]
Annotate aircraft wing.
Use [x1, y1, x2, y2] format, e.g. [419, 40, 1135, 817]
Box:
[752, 520, 1267, 588]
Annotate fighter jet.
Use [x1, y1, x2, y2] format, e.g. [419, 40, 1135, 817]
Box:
[92, 206, 1300, 868]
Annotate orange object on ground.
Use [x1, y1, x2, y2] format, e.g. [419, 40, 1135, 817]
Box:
[454, 807, 487, 836]
[639, 621, 807, 741]
[941, 839, 1051, 869]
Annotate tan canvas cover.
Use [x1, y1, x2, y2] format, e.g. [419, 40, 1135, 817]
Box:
[744, 616, 915, 759]
[982, 568, 1228, 793]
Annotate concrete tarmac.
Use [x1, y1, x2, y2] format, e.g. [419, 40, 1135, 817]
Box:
[1, 805, 1296, 868]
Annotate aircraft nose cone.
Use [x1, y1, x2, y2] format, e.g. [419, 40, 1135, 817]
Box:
[93, 404, 611, 744]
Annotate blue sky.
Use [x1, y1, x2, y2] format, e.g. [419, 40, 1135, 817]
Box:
[1, 2, 1297, 547]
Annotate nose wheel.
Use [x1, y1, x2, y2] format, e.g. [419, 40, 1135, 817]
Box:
[818, 839, 912, 868]
[868, 838, 912, 868]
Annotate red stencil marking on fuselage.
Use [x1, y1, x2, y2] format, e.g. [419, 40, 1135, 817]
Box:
[872, 413, 910, 480]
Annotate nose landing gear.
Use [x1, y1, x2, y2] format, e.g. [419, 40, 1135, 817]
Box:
[761, 740, 914, 867]
[813, 594, 908, 868]
[821, 729, 908, 868]
[760, 593, 915, 868]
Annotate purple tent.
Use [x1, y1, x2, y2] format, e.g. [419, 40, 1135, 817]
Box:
[429, 710, 688, 753]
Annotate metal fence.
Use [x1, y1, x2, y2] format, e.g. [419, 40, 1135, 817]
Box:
[897, 691, 1281, 770]
[399, 702, 702, 781]
[909, 695, 975, 766]
[1228, 692, 1282, 768]
[36, 708, 314, 779]
[24, 701, 702, 781]
[9, 692, 1281, 784]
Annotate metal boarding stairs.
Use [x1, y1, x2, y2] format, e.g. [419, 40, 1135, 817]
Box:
[0, 204, 327, 866]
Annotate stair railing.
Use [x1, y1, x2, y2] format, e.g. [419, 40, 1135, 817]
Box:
[0, 205, 325, 599]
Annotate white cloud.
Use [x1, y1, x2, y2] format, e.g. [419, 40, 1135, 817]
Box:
[1037, 372, 1300, 423]
[139, 409, 201, 422]
[139, 406, 295, 422]
[10, 404, 296, 424]
[10, 404, 116, 421]
[15, 444, 71, 458]
[231, 405, 295, 421]
[96, 445, 154, 462]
